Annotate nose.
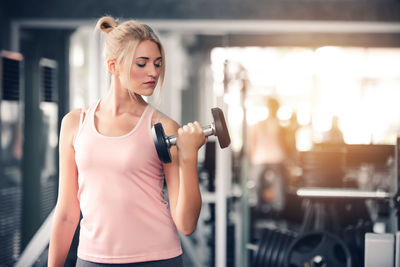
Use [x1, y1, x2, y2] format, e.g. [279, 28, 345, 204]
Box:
[148, 64, 158, 78]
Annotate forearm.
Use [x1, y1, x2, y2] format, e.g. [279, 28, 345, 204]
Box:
[174, 155, 202, 235]
[48, 210, 79, 267]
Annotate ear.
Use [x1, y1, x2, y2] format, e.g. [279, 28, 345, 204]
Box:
[106, 59, 119, 75]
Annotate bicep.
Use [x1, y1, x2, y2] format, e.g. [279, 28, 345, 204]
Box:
[160, 118, 180, 216]
[150, 110, 166, 126]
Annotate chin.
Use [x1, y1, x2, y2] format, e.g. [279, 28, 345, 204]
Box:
[140, 88, 155, 97]
[142, 92, 154, 97]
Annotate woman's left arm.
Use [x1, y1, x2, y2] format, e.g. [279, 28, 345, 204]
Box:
[161, 118, 206, 236]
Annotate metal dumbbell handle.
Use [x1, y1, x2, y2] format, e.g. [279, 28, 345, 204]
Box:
[165, 123, 215, 148]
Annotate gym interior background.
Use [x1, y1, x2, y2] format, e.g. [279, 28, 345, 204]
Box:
[1, 0, 400, 266]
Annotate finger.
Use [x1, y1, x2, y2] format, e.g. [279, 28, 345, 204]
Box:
[193, 121, 203, 132]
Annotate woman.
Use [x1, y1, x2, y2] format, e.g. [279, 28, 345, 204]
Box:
[48, 16, 206, 267]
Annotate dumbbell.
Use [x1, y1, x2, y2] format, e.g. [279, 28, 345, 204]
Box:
[151, 107, 231, 163]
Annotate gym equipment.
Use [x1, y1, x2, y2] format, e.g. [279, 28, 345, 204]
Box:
[285, 231, 352, 267]
[252, 228, 296, 267]
[342, 221, 373, 267]
[289, 140, 400, 267]
[1, 50, 24, 266]
[365, 233, 394, 267]
[151, 107, 231, 163]
[396, 232, 400, 267]
[300, 149, 346, 188]
[297, 188, 392, 199]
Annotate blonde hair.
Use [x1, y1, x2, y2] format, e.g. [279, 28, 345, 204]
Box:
[96, 16, 165, 99]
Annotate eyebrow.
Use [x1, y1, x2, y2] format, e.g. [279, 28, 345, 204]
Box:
[136, 57, 162, 60]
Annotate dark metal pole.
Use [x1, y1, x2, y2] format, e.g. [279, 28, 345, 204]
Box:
[394, 137, 400, 232]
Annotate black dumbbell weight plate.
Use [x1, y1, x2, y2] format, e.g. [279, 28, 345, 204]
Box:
[211, 108, 231, 149]
[276, 234, 293, 267]
[269, 230, 287, 267]
[284, 231, 352, 267]
[254, 229, 273, 267]
[151, 123, 172, 163]
[263, 230, 280, 266]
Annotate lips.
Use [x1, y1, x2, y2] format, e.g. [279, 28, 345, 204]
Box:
[144, 81, 156, 86]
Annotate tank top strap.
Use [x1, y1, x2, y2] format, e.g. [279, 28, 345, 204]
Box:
[78, 99, 99, 127]
[89, 99, 101, 119]
[74, 100, 101, 147]
[78, 108, 85, 128]
[145, 105, 155, 129]
[144, 105, 166, 131]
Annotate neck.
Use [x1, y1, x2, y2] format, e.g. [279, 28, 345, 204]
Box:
[101, 77, 146, 116]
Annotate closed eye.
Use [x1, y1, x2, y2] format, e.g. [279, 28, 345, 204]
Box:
[136, 57, 162, 68]
[154, 61, 162, 68]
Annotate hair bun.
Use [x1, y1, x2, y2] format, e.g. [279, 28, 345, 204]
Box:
[96, 16, 118, 34]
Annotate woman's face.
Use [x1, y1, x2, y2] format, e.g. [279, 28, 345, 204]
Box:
[122, 40, 162, 96]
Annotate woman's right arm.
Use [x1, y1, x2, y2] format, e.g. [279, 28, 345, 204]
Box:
[48, 109, 82, 267]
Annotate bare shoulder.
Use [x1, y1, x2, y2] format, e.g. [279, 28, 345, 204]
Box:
[61, 109, 78, 129]
[61, 107, 88, 127]
[157, 113, 180, 137]
[60, 107, 89, 144]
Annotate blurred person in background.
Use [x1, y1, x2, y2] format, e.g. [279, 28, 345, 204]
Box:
[325, 115, 344, 145]
[248, 97, 287, 218]
[282, 111, 299, 162]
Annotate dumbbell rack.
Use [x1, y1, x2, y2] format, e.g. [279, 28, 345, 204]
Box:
[295, 137, 400, 267]
[297, 139, 400, 231]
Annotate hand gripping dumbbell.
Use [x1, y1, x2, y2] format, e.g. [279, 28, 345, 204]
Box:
[151, 108, 231, 163]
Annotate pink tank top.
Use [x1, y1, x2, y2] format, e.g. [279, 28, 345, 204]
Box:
[73, 99, 182, 263]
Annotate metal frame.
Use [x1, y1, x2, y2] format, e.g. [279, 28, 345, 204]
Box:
[11, 19, 400, 52]
[15, 209, 54, 267]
